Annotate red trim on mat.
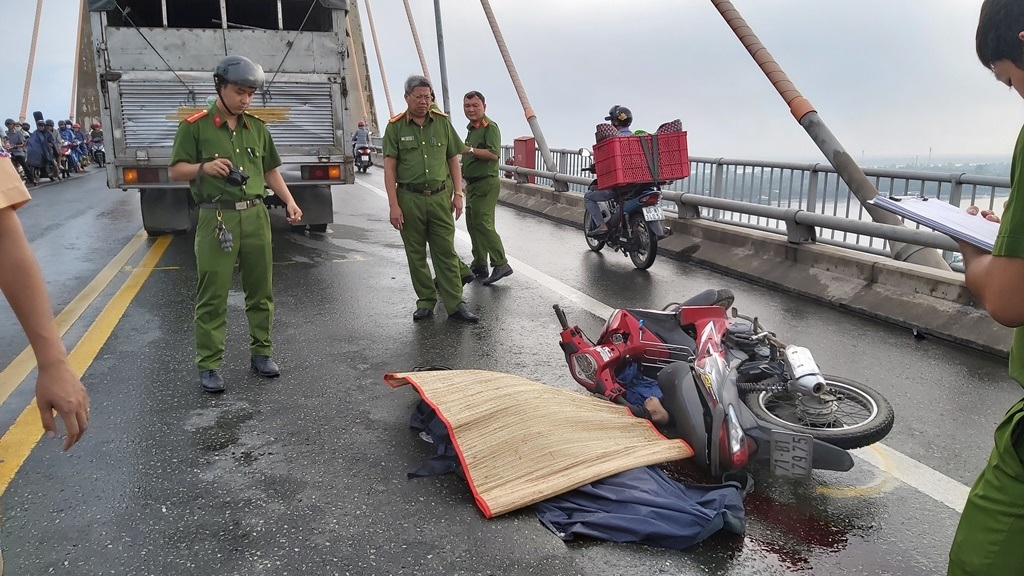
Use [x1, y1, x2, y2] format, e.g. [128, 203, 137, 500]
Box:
[384, 372, 495, 518]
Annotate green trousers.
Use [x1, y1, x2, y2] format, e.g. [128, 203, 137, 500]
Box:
[194, 204, 274, 370]
[397, 188, 464, 314]
[948, 398, 1024, 575]
[465, 176, 507, 268]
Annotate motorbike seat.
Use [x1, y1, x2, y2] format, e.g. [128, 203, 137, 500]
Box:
[679, 288, 733, 308]
[627, 309, 696, 351]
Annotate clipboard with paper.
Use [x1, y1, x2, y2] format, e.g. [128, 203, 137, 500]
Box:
[869, 195, 1001, 252]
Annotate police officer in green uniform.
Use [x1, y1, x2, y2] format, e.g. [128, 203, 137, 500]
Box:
[169, 55, 303, 393]
[384, 75, 479, 323]
[462, 91, 512, 285]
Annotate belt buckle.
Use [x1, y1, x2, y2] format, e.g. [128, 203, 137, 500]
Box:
[234, 201, 247, 210]
[422, 189, 433, 196]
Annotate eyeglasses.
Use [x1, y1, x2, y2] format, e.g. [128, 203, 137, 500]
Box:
[407, 94, 432, 101]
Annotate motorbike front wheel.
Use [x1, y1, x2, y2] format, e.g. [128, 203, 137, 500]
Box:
[628, 214, 658, 269]
[742, 374, 894, 450]
[583, 213, 605, 252]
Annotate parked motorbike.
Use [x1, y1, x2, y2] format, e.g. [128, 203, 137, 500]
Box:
[354, 146, 373, 173]
[90, 141, 106, 168]
[580, 151, 668, 270]
[554, 289, 894, 479]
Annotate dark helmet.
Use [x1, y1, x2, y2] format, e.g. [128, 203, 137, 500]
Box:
[58, 120, 66, 127]
[214, 55, 265, 90]
[22, 122, 30, 131]
[36, 120, 46, 127]
[45, 119, 54, 127]
[604, 105, 633, 127]
[4, 118, 13, 126]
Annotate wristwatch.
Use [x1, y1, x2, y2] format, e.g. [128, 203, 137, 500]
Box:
[468, 147, 475, 156]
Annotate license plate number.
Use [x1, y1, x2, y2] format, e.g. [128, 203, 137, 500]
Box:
[361, 155, 370, 161]
[769, 430, 813, 478]
[642, 206, 664, 221]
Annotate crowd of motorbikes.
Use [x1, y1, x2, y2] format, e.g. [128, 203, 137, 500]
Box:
[3, 118, 105, 185]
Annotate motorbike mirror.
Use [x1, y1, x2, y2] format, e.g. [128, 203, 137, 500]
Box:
[578, 148, 592, 158]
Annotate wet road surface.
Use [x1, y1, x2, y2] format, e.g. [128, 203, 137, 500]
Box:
[0, 167, 1016, 575]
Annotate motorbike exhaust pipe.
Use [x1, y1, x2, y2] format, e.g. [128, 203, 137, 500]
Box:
[785, 345, 826, 396]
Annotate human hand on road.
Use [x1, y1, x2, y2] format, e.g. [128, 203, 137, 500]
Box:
[202, 158, 234, 178]
[35, 362, 89, 451]
[966, 205, 1001, 223]
[285, 202, 303, 224]
[452, 194, 464, 220]
[390, 204, 404, 230]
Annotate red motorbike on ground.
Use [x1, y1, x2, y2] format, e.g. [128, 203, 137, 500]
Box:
[554, 289, 894, 478]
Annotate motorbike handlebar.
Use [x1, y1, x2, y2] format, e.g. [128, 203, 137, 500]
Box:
[553, 304, 569, 330]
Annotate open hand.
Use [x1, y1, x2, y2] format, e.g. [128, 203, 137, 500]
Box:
[35, 363, 89, 451]
[452, 194, 464, 220]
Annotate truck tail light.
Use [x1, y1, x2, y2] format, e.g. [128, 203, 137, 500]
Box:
[122, 167, 161, 185]
[301, 164, 342, 180]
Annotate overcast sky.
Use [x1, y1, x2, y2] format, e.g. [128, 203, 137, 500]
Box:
[3, 0, 1020, 163]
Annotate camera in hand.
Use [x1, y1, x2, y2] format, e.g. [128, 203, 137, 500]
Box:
[225, 166, 249, 187]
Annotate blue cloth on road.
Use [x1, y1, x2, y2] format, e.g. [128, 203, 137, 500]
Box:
[533, 465, 747, 551]
[616, 362, 662, 408]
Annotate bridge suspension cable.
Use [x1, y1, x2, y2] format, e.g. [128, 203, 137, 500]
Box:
[70, 0, 86, 120]
[362, 0, 394, 117]
[478, 0, 559, 178]
[20, 0, 45, 122]
[402, 0, 431, 82]
[710, 0, 949, 270]
[345, 14, 368, 121]
[433, 0, 451, 114]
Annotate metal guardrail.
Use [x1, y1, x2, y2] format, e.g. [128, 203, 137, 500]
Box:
[498, 145, 1010, 269]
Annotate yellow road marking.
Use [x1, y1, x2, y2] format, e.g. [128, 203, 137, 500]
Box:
[815, 444, 898, 498]
[0, 230, 148, 407]
[0, 236, 171, 497]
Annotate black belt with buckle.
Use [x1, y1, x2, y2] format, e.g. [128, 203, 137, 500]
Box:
[398, 183, 446, 196]
[465, 174, 497, 184]
[199, 198, 262, 210]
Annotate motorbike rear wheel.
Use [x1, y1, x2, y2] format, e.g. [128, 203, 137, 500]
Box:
[742, 374, 894, 450]
[628, 215, 658, 269]
[583, 213, 605, 252]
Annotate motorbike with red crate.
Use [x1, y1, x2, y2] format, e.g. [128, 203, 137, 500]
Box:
[553, 288, 895, 479]
[581, 128, 690, 269]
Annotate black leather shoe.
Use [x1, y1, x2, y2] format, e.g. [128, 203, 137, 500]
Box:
[448, 304, 480, 323]
[200, 369, 225, 393]
[251, 355, 280, 378]
[482, 263, 513, 286]
[413, 307, 434, 321]
[471, 266, 489, 279]
[586, 228, 609, 239]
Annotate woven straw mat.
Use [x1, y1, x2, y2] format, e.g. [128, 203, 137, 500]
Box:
[384, 369, 693, 518]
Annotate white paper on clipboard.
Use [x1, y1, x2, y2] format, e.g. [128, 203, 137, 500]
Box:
[870, 195, 1000, 253]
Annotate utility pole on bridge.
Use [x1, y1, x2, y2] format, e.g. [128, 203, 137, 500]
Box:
[710, 0, 950, 271]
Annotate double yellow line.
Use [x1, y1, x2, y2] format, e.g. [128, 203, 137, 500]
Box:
[0, 231, 171, 495]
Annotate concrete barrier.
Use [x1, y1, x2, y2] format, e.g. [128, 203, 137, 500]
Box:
[497, 179, 1011, 357]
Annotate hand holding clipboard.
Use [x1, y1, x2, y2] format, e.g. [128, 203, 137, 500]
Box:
[870, 196, 1002, 253]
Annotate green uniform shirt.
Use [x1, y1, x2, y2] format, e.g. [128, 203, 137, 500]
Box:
[992, 124, 1024, 387]
[382, 109, 463, 187]
[462, 116, 501, 180]
[169, 103, 282, 203]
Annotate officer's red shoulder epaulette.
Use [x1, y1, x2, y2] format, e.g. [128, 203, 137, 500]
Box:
[185, 110, 209, 123]
[388, 112, 406, 124]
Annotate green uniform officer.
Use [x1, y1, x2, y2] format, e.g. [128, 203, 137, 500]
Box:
[384, 75, 479, 323]
[169, 55, 303, 393]
[461, 91, 512, 285]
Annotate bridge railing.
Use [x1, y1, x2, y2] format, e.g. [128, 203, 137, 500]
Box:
[498, 144, 1010, 269]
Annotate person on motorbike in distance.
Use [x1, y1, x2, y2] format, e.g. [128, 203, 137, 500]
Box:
[352, 120, 370, 157]
[584, 105, 635, 238]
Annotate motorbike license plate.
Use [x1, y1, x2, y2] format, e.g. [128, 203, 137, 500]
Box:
[769, 430, 814, 479]
[642, 206, 664, 221]
[361, 155, 370, 161]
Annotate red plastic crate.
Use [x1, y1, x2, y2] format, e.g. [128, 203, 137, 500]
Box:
[593, 132, 689, 189]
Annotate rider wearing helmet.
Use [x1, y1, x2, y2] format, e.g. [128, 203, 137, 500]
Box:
[168, 54, 303, 393]
[352, 119, 370, 156]
[89, 121, 103, 144]
[584, 105, 636, 238]
[5, 118, 31, 184]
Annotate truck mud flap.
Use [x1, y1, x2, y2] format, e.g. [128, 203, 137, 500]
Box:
[287, 185, 334, 227]
[140, 188, 192, 235]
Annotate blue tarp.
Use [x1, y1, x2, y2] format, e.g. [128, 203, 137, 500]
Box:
[533, 465, 749, 551]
